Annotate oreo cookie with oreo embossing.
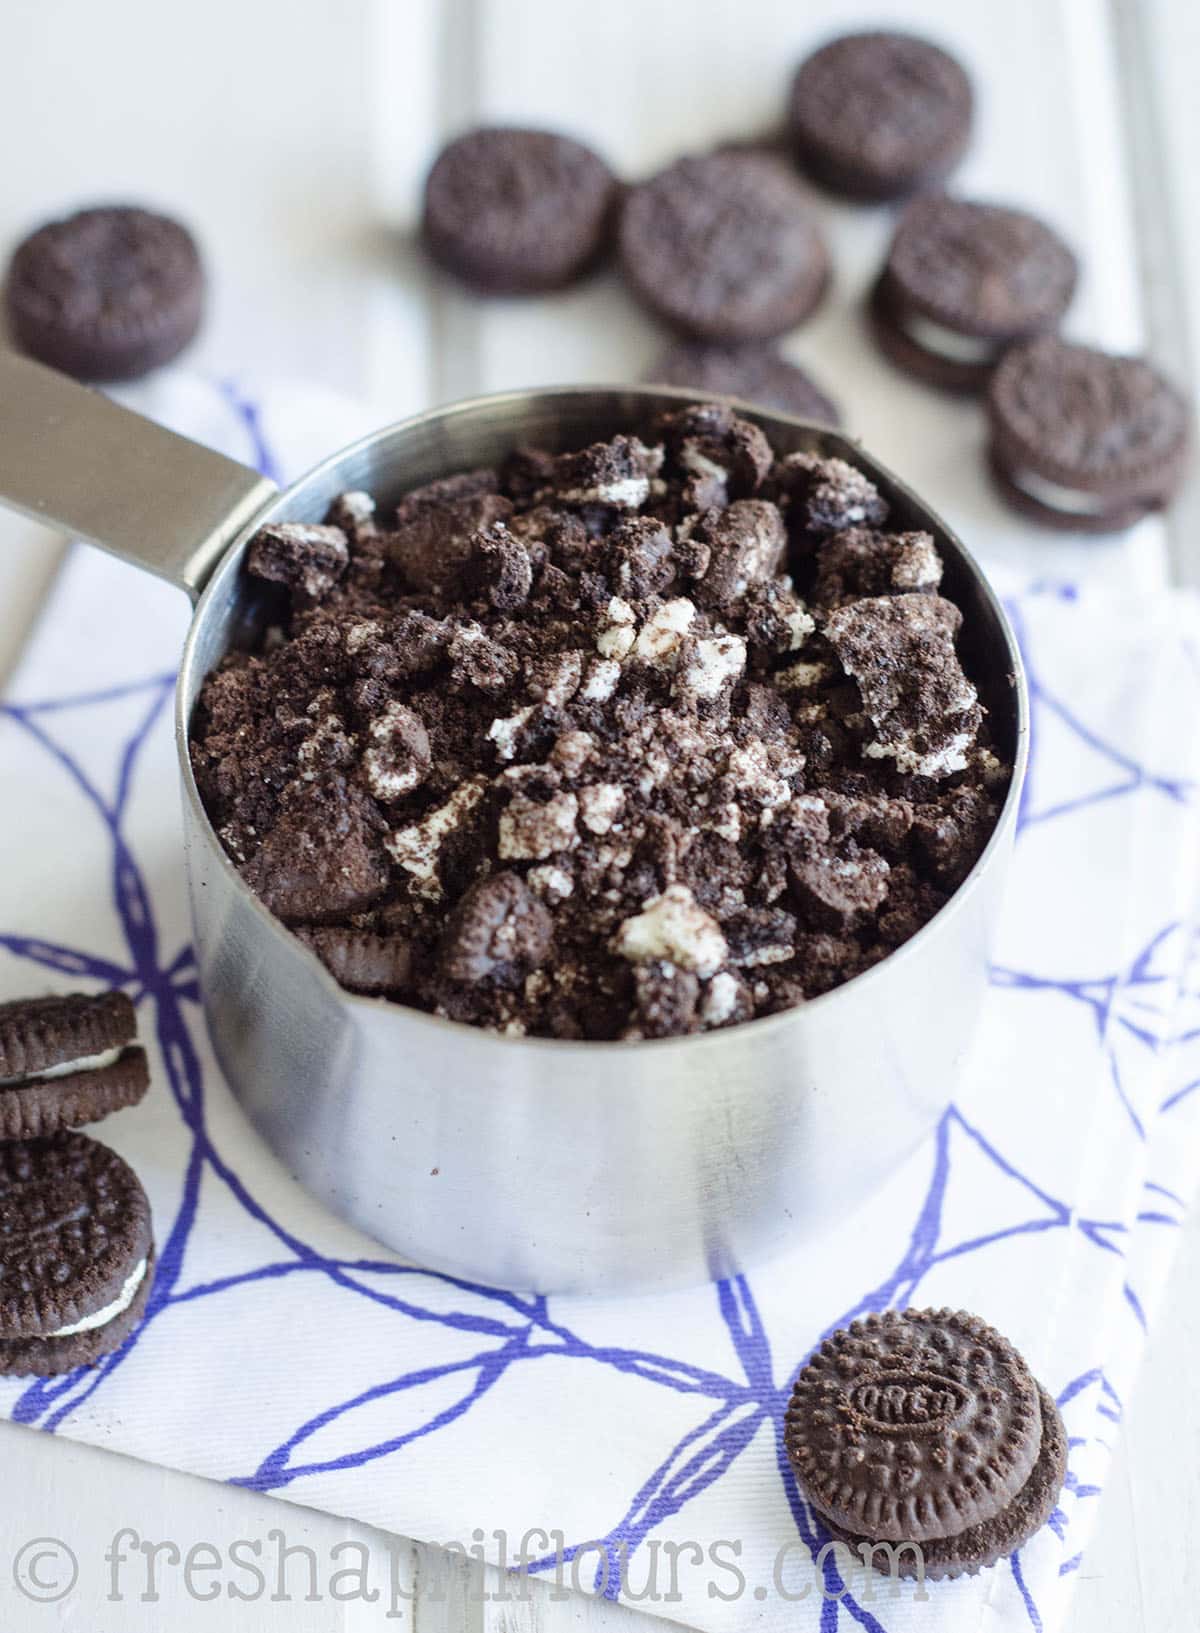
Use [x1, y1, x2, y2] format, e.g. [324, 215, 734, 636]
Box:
[784, 1308, 1067, 1579]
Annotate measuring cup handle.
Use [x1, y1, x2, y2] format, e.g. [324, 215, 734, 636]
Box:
[0, 350, 278, 600]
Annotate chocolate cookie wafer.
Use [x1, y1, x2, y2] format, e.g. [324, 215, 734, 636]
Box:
[295, 927, 414, 997]
[0, 991, 148, 1140]
[0, 1132, 154, 1375]
[785, 1309, 1067, 1579]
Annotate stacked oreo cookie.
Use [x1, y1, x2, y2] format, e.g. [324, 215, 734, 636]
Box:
[0, 991, 154, 1375]
[785, 1309, 1068, 1580]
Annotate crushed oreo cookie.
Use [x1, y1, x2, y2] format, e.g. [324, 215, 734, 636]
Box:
[190, 405, 1010, 1040]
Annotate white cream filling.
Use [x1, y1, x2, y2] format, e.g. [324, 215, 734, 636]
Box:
[581, 658, 621, 702]
[864, 728, 974, 778]
[681, 445, 729, 485]
[677, 635, 747, 700]
[899, 312, 1000, 365]
[705, 803, 741, 843]
[578, 783, 625, 836]
[386, 777, 487, 897]
[614, 885, 728, 978]
[735, 944, 795, 968]
[596, 597, 637, 660]
[487, 706, 535, 762]
[334, 490, 376, 527]
[527, 865, 574, 900]
[892, 535, 943, 591]
[701, 971, 741, 1027]
[498, 790, 579, 862]
[634, 598, 695, 664]
[559, 476, 651, 508]
[784, 605, 816, 650]
[0, 1045, 123, 1090]
[1006, 468, 1113, 517]
[49, 1257, 146, 1337]
[776, 658, 832, 691]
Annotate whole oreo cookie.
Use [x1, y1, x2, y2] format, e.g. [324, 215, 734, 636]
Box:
[871, 197, 1078, 393]
[0, 1132, 154, 1375]
[646, 341, 840, 424]
[785, 1308, 1062, 1574]
[5, 205, 204, 381]
[789, 32, 973, 201]
[422, 127, 618, 294]
[987, 337, 1192, 531]
[0, 991, 148, 1140]
[619, 152, 829, 342]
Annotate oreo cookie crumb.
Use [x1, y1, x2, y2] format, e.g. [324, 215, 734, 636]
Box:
[247, 523, 350, 602]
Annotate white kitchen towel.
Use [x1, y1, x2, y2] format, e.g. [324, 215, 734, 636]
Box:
[1, 375, 1198, 1633]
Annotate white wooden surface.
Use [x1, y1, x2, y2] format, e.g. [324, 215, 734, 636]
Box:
[1, 2, 1197, 1630]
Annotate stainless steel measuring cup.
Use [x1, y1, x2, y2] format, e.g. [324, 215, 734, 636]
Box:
[0, 352, 1028, 1294]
